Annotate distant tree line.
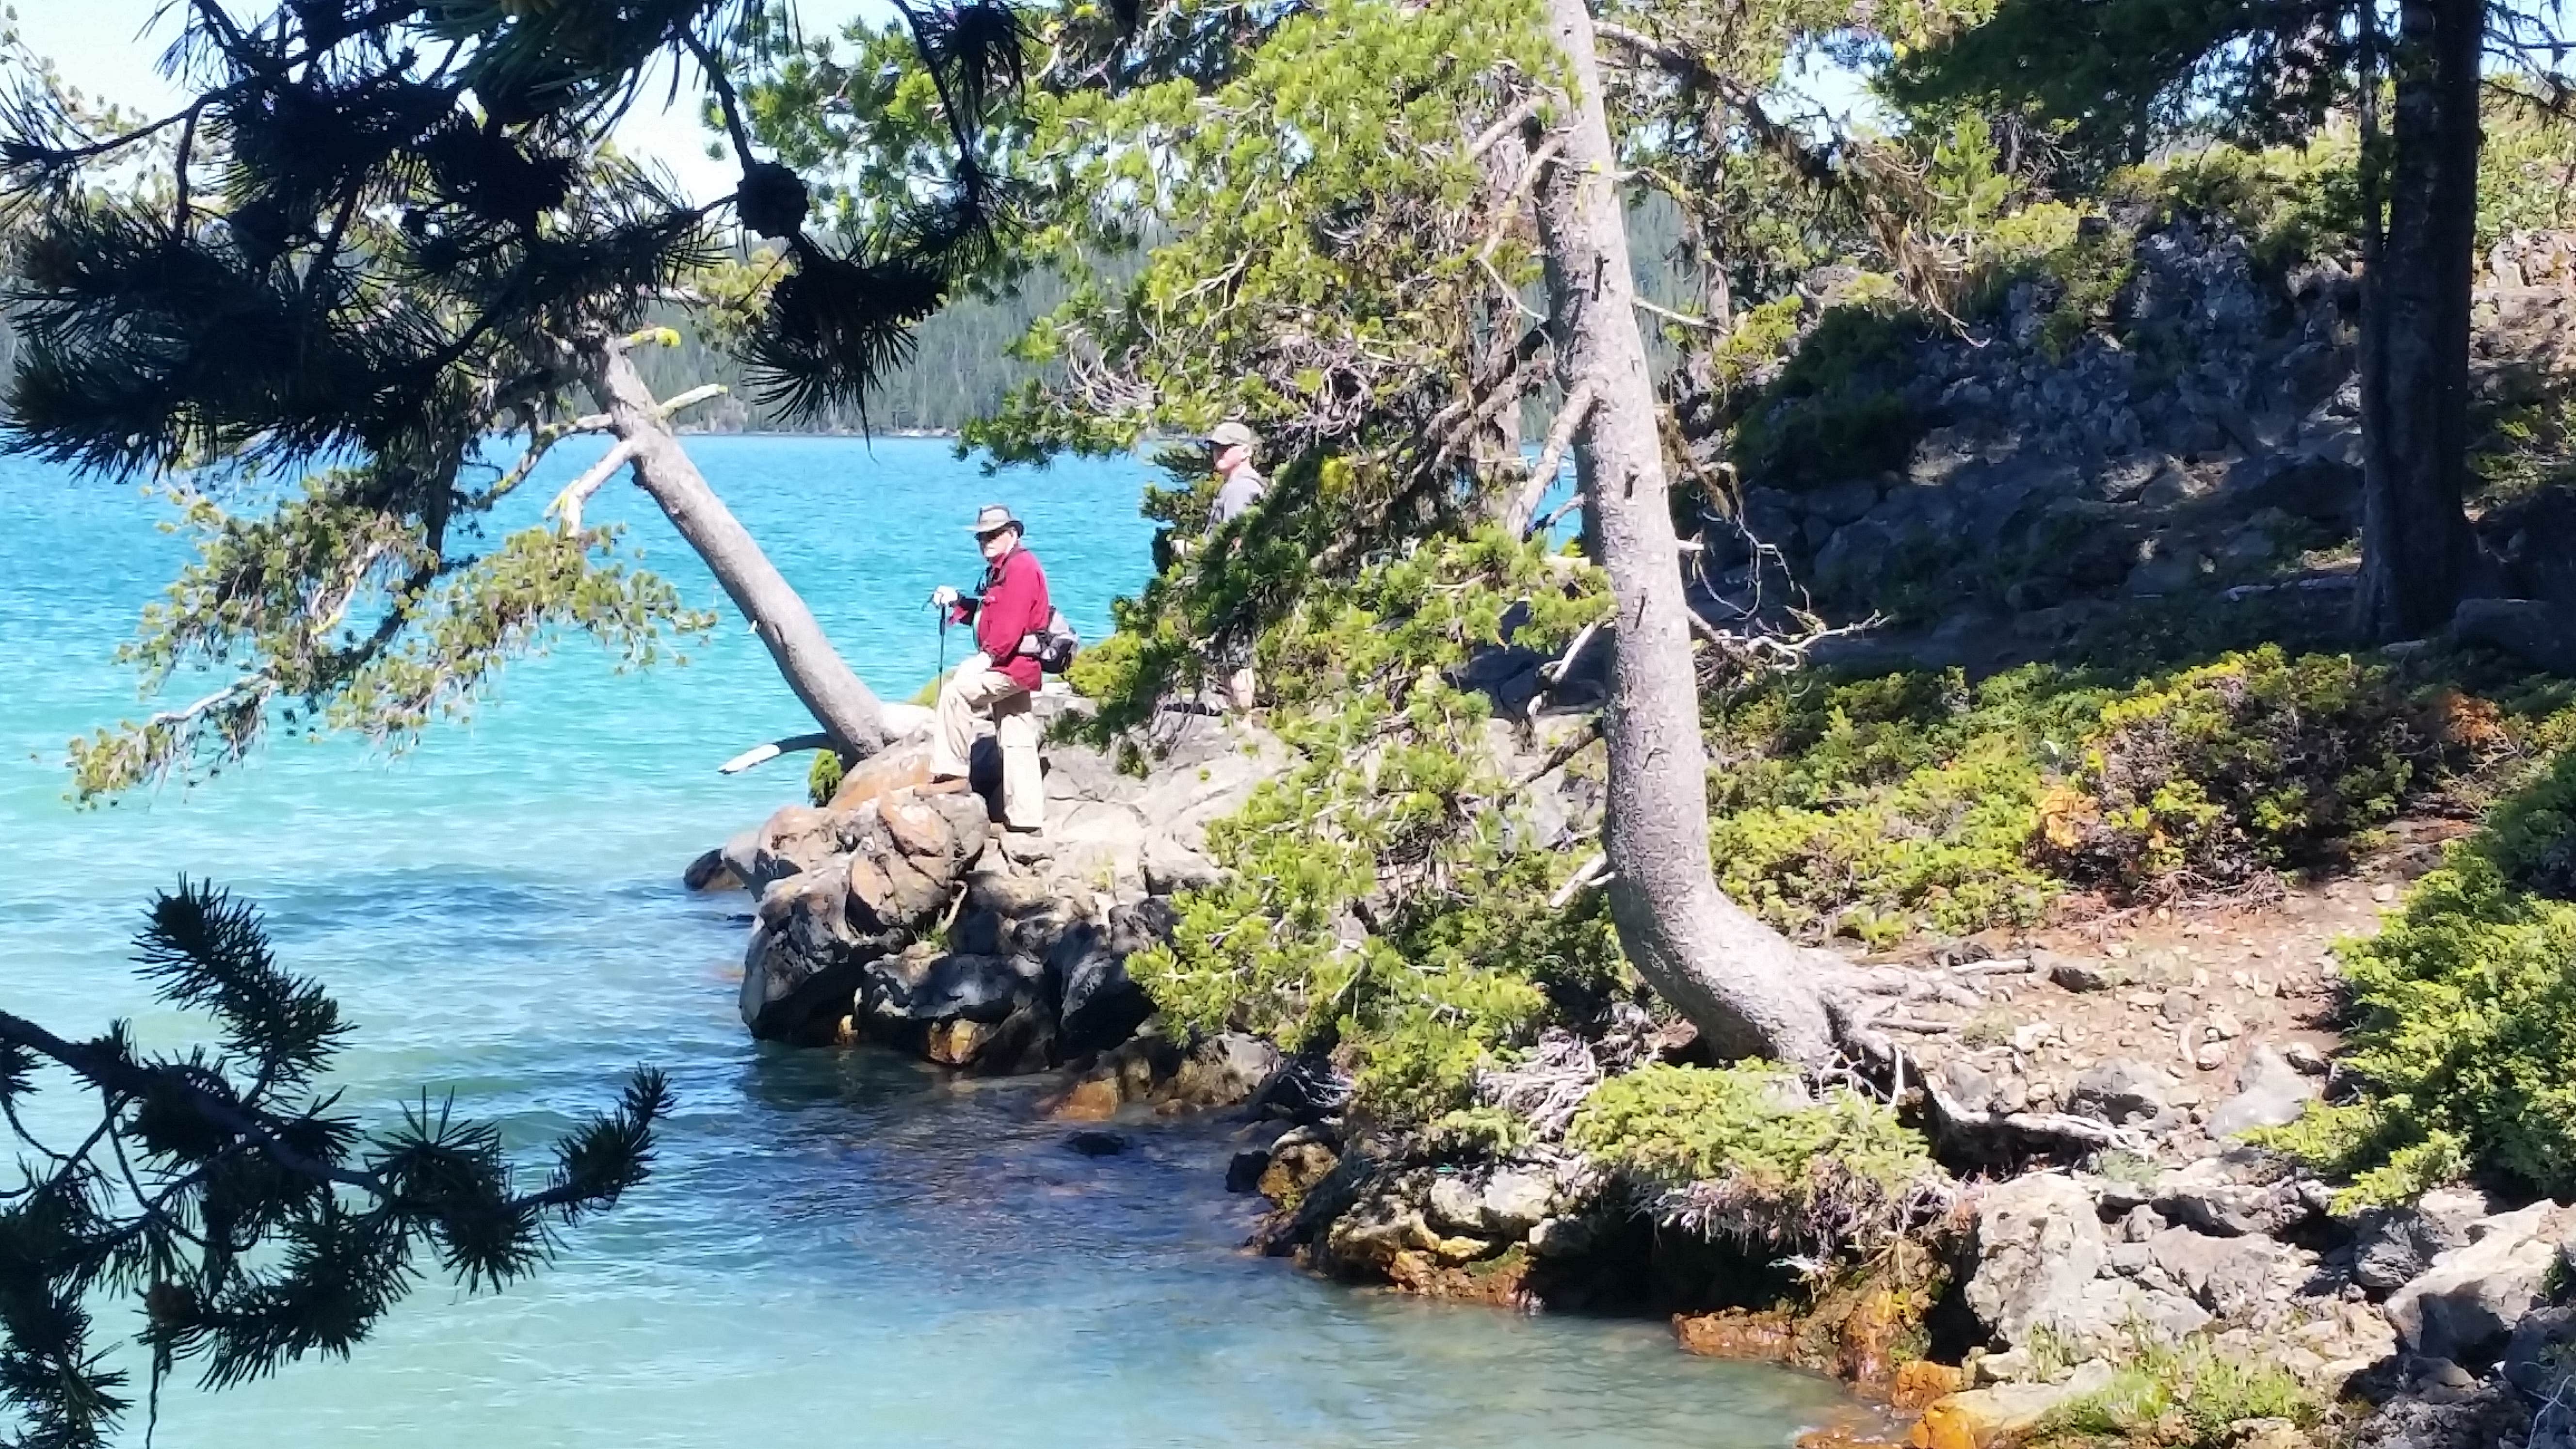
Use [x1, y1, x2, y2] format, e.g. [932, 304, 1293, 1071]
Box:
[634, 269, 1081, 434]
[628, 202, 1700, 436]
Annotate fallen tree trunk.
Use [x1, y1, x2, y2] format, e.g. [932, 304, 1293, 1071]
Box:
[579, 336, 892, 757]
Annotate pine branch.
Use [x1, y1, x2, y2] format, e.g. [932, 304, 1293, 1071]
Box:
[0, 886, 672, 1448]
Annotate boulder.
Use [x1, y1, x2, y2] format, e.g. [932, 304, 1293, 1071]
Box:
[844, 849, 949, 933]
[1047, 901, 1175, 1055]
[898, 952, 1046, 1024]
[1046, 1032, 1188, 1121]
[682, 846, 741, 892]
[879, 790, 988, 872]
[1226, 1149, 1271, 1193]
[1964, 1174, 2108, 1347]
[2503, 1302, 2576, 1403]
[2351, 1187, 2504, 1295]
[2223, 452, 2362, 525]
[2485, 485, 2576, 610]
[2208, 1044, 2321, 1138]
[949, 908, 1009, 957]
[1814, 520, 1898, 596]
[1425, 1168, 1556, 1239]
[1808, 477, 1883, 525]
[965, 865, 1055, 917]
[716, 824, 764, 893]
[1163, 1032, 1281, 1111]
[825, 741, 933, 811]
[1142, 833, 1224, 896]
[2386, 1200, 2576, 1363]
[1910, 1364, 2117, 1449]
[1455, 644, 1550, 714]
[1050, 800, 1150, 889]
[2138, 1226, 2311, 1322]
[2044, 952, 2115, 993]
[2069, 1058, 2169, 1127]
[1528, 1214, 1596, 1258]
[879, 795, 955, 861]
[742, 804, 857, 894]
[1128, 732, 1283, 853]
[738, 865, 904, 1042]
[853, 950, 1057, 1073]
[1941, 1058, 1998, 1114]
[2152, 1151, 2318, 1238]
[1258, 1130, 1340, 1202]
[1319, 1181, 1444, 1279]
[2453, 598, 2576, 676]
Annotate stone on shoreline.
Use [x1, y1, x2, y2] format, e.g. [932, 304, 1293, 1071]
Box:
[1909, 1366, 2115, 1449]
[2385, 1200, 2576, 1364]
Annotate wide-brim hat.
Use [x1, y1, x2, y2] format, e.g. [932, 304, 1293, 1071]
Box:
[967, 504, 1024, 535]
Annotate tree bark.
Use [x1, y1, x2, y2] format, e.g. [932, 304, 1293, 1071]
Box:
[1525, 0, 1838, 1069]
[2354, 0, 2486, 641]
[580, 338, 892, 756]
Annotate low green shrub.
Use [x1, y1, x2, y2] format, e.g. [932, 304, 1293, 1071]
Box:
[807, 749, 846, 807]
[1958, 201, 2135, 362]
[2034, 646, 2460, 898]
[1569, 1063, 1938, 1253]
[2037, 1332, 2321, 1449]
[2259, 751, 2576, 1202]
[1711, 734, 2055, 944]
[1702, 646, 2536, 943]
[2110, 137, 2364, 276]
[1127, 531, 1622, 1124]
[1705, 664, 2104, 942]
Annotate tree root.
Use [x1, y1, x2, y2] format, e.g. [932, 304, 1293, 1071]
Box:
[1819, 962, 2139, 1171]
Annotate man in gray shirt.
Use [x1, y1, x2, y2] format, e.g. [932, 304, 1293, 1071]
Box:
[1206, 420, 1266, 525]
[1200, 421, 1265, 711]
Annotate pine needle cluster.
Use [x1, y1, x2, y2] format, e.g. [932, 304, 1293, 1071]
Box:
[0, 881, 669, 1448]
[0, 0, 1044, 797]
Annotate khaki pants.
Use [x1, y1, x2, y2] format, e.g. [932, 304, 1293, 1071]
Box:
[931, 653, 1043, 830]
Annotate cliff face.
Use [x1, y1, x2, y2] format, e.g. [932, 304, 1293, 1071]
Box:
[1703, 219, 2576, 663]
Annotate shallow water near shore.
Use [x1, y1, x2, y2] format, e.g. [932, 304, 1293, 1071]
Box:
[0, 435, 1856, 1446]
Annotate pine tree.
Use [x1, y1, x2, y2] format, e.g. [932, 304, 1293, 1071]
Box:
[0, 0, 1059, 796]
[0, 881, 669, 1448]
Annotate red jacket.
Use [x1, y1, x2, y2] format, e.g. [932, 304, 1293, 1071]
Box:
[952, 545, 1051, 691]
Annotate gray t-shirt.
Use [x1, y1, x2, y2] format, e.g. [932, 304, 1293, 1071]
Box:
[1209, 466, 1267, 525]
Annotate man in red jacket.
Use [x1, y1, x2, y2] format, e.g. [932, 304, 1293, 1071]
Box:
[928, 504, 1052, 831]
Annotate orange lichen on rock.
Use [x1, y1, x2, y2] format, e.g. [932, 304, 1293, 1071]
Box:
[1887, 1360, 1966, 1415]
[1674, 1309, 1799, 1362]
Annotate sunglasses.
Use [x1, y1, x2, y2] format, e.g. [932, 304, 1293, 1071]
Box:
[975, 527, 1012, 542]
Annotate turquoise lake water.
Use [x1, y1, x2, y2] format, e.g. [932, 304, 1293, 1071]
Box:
[0, 435, 1852, 1446]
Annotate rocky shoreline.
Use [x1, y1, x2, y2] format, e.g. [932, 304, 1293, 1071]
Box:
[685, 697, 2576, 1449]
[673, 218, 2576, 1449]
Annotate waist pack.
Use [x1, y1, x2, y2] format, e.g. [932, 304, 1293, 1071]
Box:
[1018, 609, 1080, 674]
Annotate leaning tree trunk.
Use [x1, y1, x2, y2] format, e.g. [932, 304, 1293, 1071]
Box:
[2354, 0, 2486, 641]
[579, 337, 892, 756]
[1526, 0, 1838, 1069]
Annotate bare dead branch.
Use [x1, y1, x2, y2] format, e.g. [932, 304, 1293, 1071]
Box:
[1510, 377, 1596, 537]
